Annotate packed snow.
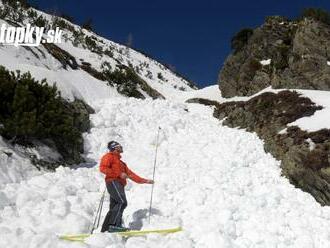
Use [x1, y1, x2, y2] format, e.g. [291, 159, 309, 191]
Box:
[1, 98, 330, 248]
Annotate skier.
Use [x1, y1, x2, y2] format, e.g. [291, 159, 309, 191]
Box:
[100, 141, 154, 232]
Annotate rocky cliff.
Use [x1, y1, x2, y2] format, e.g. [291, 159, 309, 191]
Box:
[204, 11, 330, 206]
[219, 15, 330, 97]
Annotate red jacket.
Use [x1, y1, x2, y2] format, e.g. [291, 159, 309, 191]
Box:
[99, 152, 148, 186]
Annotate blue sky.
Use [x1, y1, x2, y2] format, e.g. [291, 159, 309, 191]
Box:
[30, 0, 330, 88]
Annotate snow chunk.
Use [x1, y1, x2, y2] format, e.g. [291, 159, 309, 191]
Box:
[306, 138, 316, 151]
[278, 128, 287, 134]
[260, 59, 271, 65]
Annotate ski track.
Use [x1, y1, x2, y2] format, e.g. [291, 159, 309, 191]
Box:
[1, 98, 330, 248]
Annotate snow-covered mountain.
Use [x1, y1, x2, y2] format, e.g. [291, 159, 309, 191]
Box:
[0, 1, 196, 105]
[0, 1, 198, 171]
[2, 2, 330, 248]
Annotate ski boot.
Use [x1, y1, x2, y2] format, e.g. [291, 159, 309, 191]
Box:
[108, 225, 130, 233]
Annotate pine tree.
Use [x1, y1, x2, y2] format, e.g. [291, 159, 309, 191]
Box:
[0, 66, 86, 163]
[82, 18, 93, 31]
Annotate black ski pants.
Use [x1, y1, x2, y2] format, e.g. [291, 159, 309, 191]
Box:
[101, 180, 128, 232]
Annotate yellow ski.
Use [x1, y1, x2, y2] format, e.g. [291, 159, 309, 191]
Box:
[59, 226, 182, 242]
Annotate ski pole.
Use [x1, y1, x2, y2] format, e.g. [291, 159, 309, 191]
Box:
[96, 189, 105, 229]
[148, 127, 161, 224]
[90, 188, 106, 234]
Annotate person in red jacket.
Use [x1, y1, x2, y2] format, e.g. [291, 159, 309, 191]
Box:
[100, 141, 154, 232]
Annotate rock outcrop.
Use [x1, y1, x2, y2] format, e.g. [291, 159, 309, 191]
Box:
[219, 16, 330, 97]
[212, 12, 330, 205]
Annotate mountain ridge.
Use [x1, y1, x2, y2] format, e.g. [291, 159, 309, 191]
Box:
[0, 0, 197, 104]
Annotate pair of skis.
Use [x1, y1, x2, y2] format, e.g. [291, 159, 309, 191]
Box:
[59, 226, 182, 242]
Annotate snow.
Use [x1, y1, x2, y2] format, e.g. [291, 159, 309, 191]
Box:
[0, 137, 41, 188]
[0, 13, 196, 104]
[186, 86, 330, 132]
[0, 35, 121, 105]
[56, 40, 196, 101]
[1, 4, 330, 248]
[278, 128, 287, 134]
[2, 98, 330, 247]
[229, 88, 330, 132]
[306, 138, 316, 151]
[287, 89, 330, 132]
[178, 85, 222, 102]
[178, 85, 278, 103]
[260, 59, 271, 65]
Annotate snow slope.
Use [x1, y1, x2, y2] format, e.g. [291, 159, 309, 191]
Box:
[287, 89, 330, 132]
[0, 4, 196, 104]
[1, 98, 330, 248]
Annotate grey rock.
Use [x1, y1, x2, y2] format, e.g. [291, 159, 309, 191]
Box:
[219, 16, 330, 97]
